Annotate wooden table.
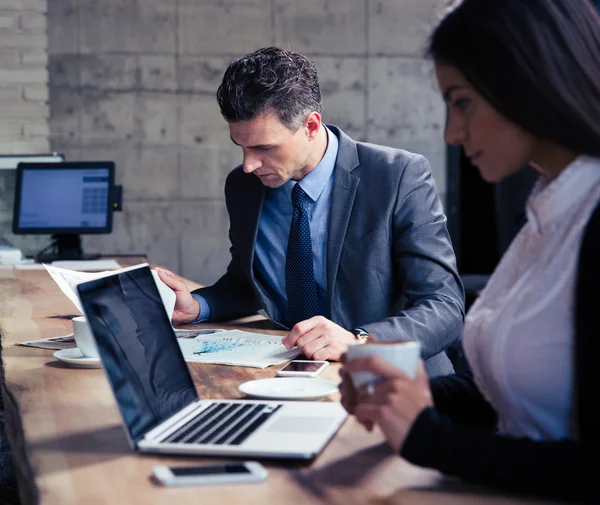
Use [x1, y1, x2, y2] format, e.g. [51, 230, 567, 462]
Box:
[0, 261, 564, 504]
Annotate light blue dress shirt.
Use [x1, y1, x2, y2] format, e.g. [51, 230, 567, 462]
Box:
[192, 126, 339, 326]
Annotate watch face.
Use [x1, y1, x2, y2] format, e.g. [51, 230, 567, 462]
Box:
[352, 329, 369, 343]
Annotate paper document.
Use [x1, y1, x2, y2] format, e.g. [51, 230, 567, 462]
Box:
[177, 329, 299, 368]
[43, 263, 177, 321]
[18, 334, 77, 350]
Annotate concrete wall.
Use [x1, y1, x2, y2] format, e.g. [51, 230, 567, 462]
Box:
[43, 0, 446, 285]
[0, 0, 49, 254]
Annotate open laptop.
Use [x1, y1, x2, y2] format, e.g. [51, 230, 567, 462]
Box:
[76, 263, 347, 459]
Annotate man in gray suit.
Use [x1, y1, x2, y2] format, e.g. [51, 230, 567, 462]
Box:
[159, 47, 464, 377]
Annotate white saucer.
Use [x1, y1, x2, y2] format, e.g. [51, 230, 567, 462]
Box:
[53, 348, 102, 369]
[238, 377, 339, 401]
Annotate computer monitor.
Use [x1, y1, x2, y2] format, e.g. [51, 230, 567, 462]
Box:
[12, 161, 115, 262]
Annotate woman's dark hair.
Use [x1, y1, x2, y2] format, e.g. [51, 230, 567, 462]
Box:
[216, 47, 322, 131]
[428, 0, 600, 157]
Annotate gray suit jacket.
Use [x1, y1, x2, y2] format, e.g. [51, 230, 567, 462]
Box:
[195, 126, 465, 377]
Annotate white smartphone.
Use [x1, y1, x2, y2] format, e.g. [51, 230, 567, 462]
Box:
[276, 360, 329, 377]
[152, 461, 268, 486]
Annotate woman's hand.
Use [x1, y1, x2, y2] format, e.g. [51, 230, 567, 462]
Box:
[340, 356, 433, 452]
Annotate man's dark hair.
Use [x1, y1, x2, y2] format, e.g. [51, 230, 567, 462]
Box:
[428, 0, 600, 157]
[216, 47, 322, 131]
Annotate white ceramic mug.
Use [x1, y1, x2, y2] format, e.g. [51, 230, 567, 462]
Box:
[72, 316, 99, 358]
[345, 341, 421, 388]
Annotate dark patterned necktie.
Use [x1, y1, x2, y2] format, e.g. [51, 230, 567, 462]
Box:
[285, 184, 319, 326]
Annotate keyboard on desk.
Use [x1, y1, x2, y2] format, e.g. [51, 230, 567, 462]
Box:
[164, 402, 282, 446]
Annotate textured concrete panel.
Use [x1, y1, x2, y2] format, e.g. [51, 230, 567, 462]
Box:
[367, 57, 446, 189]
[83, 201, 181, 272]
[275, 0, 366, 55]
[179, 144, 240, 199]
[49, 137, 81, 161]
[369, 0, 442, 56]
[79, 0, 176, 54]
[79, 54, 138, 90]
[134, 93, 178, 145]
[179, 200, 231, 285]
[48, 86, 81, 140]
[178, 56, 231, 93]
[178, 94, 230, 148]
[179, 0, 271, 55]
[79, 140, 136, 187]
[139, 55, 177, 92]
[133, 144, 179, 199]
[48, 54, 81, 88]
[313, 56, 366, 141]
[79, 89, 137, 141]
[79, 140, 179, 200]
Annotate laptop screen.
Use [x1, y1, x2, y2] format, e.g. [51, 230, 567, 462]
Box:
[77, 265, 199, 444]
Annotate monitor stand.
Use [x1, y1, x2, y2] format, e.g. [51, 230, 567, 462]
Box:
[35, 234, 101, 263]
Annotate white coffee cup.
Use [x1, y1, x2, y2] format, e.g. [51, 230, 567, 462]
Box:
[345, 341, 421, 388]
[72, 316, 99, 359]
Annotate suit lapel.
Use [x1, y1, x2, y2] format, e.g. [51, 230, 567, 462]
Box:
[237, 176, 289, 325]
[326, 126, 360, 313]
[238, 176, 265, 282]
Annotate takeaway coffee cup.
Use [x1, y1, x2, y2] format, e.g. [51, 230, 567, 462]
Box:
[345, 341, 421, 388]
[72, 316, 99, 358]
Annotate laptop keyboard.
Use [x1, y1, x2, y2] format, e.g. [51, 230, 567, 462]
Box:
[163, 402, 282, 446]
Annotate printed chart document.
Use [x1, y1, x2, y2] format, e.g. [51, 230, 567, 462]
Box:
[177, 329, 299, 368]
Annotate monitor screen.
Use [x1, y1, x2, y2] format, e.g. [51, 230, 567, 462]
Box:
[13, 161, 115, 234]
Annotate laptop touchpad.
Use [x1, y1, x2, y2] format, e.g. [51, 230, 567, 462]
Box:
[266, 417, 334, 434]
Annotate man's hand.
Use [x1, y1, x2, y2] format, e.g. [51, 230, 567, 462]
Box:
[282, 316, 357, 361]
[156, 268, 200, 323]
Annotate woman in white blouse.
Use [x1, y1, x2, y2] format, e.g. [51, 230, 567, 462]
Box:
[340, 0, 600, 501]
